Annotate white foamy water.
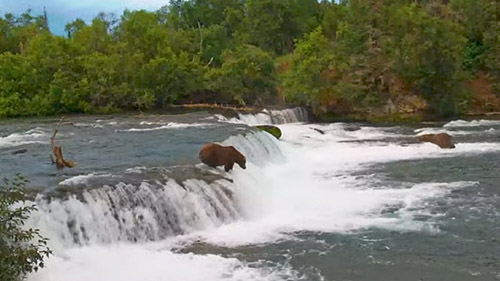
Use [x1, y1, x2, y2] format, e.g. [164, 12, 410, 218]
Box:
[414, 126, 500, 136]
[73, 122, 105, 128]
[414, 127, 473, 136]
[444, 119, 500, 128]
[214, 107, 309, 125]
[174, 124, 489, 247]
[29, 244, 296, 281]
[58, 173, 113, 186]
[27, 109, 500, 281]
[117, 122, 212, 132]
[139, 121, 167, 125]
[0, 128, 48, 148]
[30, 178, 239, 250]
[237, 108, 308, 125]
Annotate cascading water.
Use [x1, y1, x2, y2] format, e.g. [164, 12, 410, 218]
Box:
[30, 178, 239, 246]
[14, 107, 500, 281]
[25, 108, 303, 249]
[235, 107, 309, 125]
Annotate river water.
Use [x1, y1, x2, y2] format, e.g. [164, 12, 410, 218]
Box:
[1, 108, 499, 281]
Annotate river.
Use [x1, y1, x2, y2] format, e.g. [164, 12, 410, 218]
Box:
[1, 108, 499, 281]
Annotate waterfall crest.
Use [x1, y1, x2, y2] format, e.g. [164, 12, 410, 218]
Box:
[29, 108, 305, 247]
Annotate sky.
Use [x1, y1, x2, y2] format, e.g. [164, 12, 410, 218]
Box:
[0, 0, 168, 35]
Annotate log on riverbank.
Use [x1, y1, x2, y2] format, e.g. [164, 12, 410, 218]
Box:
[169, 103, 262, 113]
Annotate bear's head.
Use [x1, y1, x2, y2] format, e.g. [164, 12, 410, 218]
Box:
[231, 146, 246, 169]
[237, 156, 246, 169]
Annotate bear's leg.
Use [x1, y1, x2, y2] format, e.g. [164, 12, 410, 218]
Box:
[224, 163, 234, 172]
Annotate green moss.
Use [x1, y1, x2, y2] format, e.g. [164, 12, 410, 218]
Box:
[254, 125, 282, 139]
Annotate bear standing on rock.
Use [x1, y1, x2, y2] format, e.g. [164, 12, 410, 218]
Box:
[199, 143, 246, 172]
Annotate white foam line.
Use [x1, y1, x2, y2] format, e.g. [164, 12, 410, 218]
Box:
[0, 128, 48, 148]
[139, 121, 168, 126]
[415, 127, 498, 136]
[117, 123, 212, 132]
[59, 173, 113, 186]
[444, 119, 500, 128]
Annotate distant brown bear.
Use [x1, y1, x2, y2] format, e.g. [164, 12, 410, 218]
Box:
[199, 143, 246, 172]
[418, 133, 455, 149]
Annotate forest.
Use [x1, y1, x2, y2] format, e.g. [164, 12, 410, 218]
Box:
[0, 0, 499, 119]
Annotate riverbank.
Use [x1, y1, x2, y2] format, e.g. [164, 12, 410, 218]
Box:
[2, 104, 500, 126]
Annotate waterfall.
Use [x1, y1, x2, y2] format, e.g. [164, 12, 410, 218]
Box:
[31, 178, 238, 247]
[236, 107, 308, 125]
[30, 129, 285, 247]
[26, 108, 305, 248]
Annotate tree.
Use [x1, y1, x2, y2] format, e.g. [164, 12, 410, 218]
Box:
[389, 4, 466, 115]
[64, 18, 86, 38]
[281, 27, 364, 113]
[70, 16, 113, 54]
[207, 44, 277, 106]
[141, 48, 204, 107]
[0, 176, 51, 281]
[244, 0, 301, 55]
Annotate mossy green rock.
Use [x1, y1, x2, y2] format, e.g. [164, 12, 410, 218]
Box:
[254, 125, 282, 139]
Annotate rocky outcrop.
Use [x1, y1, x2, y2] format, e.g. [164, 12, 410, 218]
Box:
[418, 133, 455, 149]
[254, 125, 282, 139]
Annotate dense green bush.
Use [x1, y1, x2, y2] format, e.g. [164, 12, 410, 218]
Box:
[0, 0, 499, 118]
[0, 176, 51, 281]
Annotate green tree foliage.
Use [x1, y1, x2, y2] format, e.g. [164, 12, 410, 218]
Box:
[282, 0, 475, 116]
[0, 1, 499, 118]
[141, 49, 203, 107]
[389, 4, 466, 115]
[0, 176, 52, 281]
[0, 11, 48, 54]
[207, 44, 276, 106]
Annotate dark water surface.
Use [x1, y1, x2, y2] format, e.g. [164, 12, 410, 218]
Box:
[0, 112, 249, 190]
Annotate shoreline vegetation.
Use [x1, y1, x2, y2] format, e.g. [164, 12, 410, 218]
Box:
[1, 0, 500, 122]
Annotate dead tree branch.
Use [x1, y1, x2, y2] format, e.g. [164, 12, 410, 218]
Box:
[50, 117, 75, 169]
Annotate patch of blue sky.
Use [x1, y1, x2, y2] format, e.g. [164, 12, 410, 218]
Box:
[0, 0, 168, 35]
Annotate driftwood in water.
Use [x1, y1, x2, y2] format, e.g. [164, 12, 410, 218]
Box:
[50, 117, 75, 169]
[311, 128, 325, 135]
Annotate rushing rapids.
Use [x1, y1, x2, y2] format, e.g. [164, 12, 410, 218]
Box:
[1, 107, 499, 281]
[21, 108, 304, 248]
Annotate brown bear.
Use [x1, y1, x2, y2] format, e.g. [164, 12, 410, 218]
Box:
[418, 133, 455, 149]
[199, 143, 247, 172]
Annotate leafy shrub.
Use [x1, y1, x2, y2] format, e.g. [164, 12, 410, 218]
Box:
[0, 176, 51, 281]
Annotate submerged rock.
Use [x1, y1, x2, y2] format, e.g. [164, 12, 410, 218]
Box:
[418, 133, 455, 149]
[344, 125, 361, 132]
[12, 149, 28, 155]
[254, 125, 282, 139]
